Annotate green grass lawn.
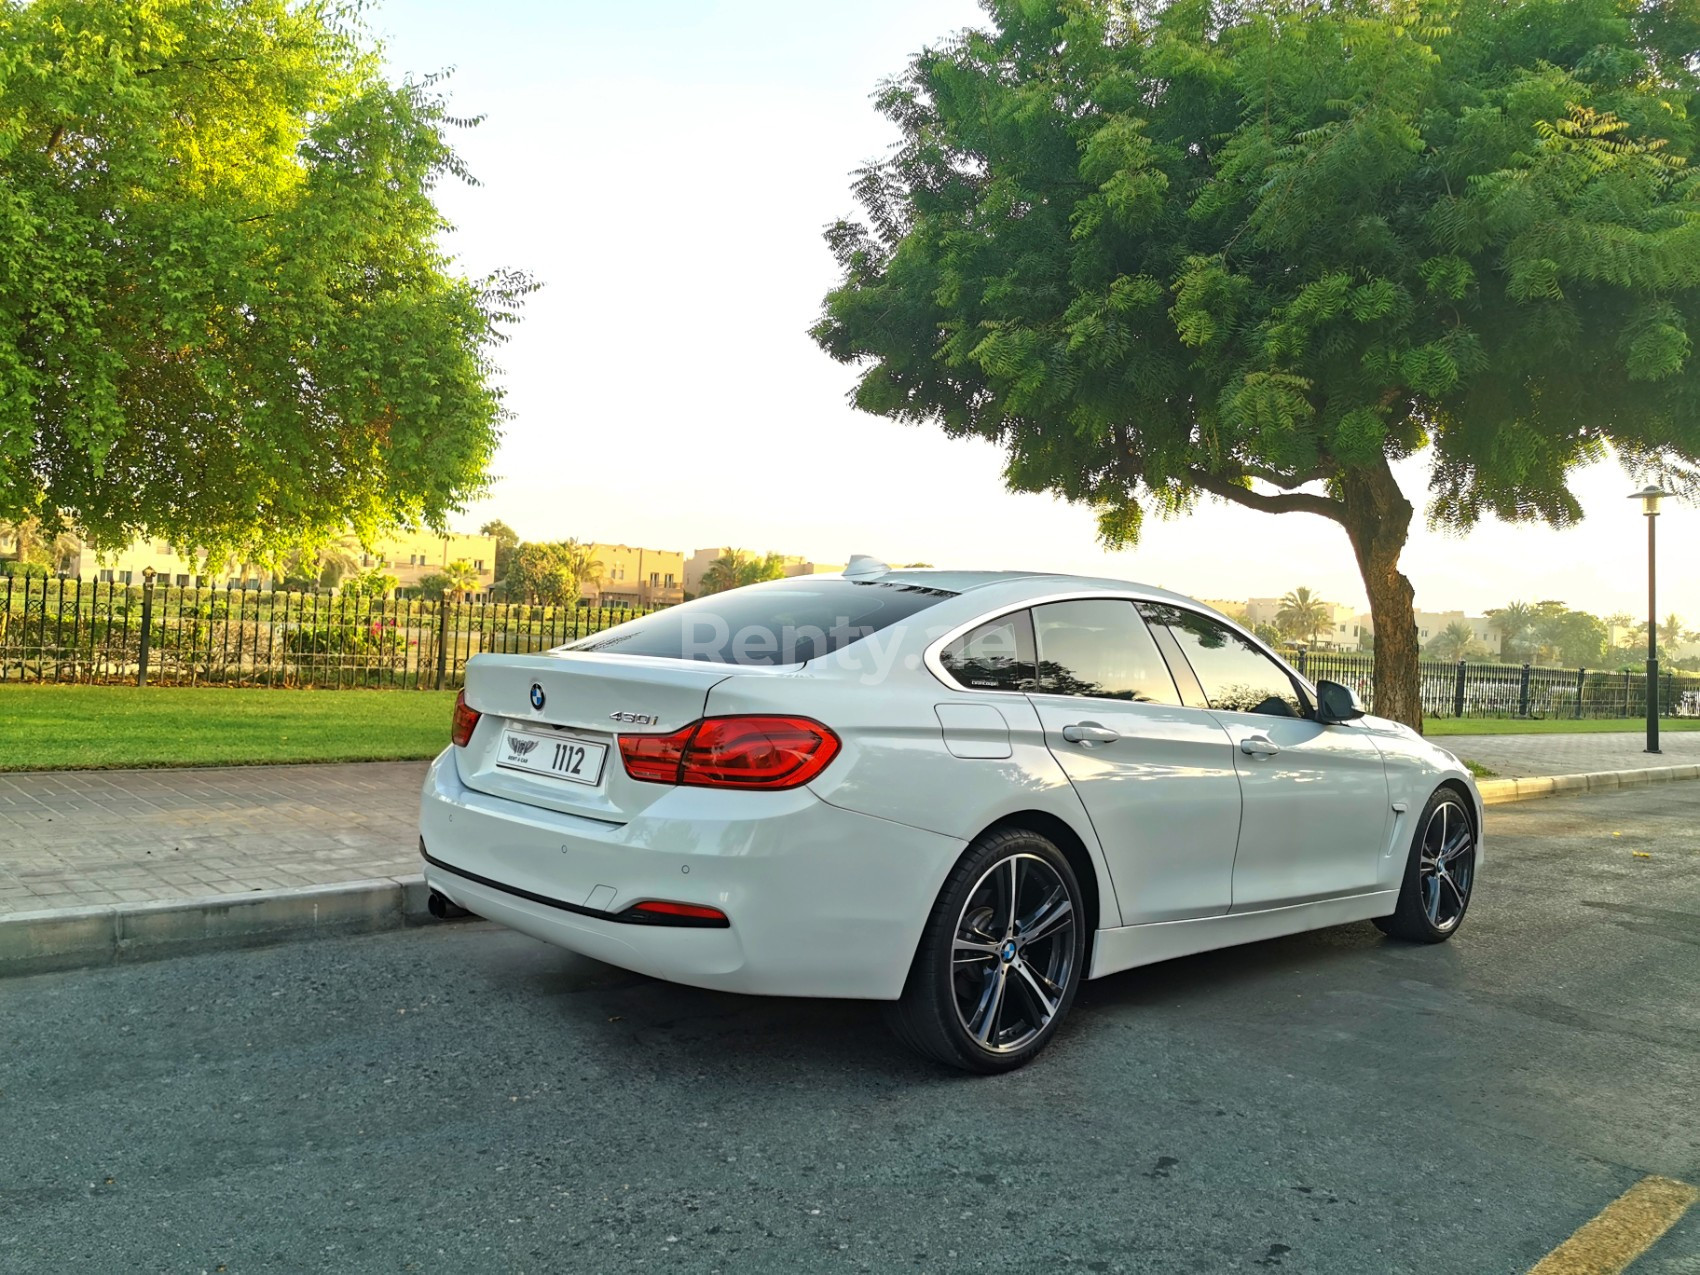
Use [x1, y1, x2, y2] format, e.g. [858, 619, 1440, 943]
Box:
[0, 685, 455, 771]
[1423, 716, 1700, 736]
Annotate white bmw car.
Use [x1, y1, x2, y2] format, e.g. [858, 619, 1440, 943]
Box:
[419, 560, 1480, 1072]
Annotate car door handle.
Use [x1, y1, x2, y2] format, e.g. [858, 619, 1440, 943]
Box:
[1240, 735, 1280, 757]
[1062, 722, 1120, 745]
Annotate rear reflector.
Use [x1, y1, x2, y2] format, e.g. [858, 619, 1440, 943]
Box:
[620, 899, 731, 928]
[451, 690, 481, 748]
[617, 716, 840, 790]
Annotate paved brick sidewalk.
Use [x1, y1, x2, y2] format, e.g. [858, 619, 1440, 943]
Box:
[0, 761, 424, 917]
[2, 733, 1696, 918]
[1451, 730, 1700, 778]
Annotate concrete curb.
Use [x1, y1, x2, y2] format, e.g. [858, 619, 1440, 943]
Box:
[4, 763, 1698, 979]
[0, 874, 437, 979]
[1475, 763, 1700, 805]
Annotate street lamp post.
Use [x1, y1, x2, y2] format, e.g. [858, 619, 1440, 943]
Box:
[1630, 486, 1669, 754]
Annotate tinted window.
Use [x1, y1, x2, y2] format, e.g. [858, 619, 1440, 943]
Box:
[563, 578, 957, 665]
[1032, 600, 1180, 704]
[940, 611, 1036, 691]
[1141, 603, 1306, 717]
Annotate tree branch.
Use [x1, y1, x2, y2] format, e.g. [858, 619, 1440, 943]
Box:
[1238, 463, 1328, 490]
[1187, 470, 1343, 521]
[135, 55, 253, 76]
[44, 125, 63, 156]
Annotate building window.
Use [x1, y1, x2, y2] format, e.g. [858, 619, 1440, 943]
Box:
[362, 555, 372, 567]
[474, 559, 485, 570]
[650, 572, 660, 587]
[665, 573, 675, 588]
[175, 574, 190, 587]
[119, 570, 133, 585]
[99, 569, 114, 583]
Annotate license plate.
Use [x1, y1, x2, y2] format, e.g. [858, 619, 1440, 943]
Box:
[496, 728, 608, 786]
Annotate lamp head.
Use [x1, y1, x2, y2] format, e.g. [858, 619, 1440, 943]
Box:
[142, 565, 156, 583]
[1629, 485, 1669, 516]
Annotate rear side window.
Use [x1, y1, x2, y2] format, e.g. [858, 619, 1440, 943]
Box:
[1140, 603, 1306, 717]
[1032, 600, 1180, 704]
[939, 611, 1036, 691]
[562, 578, 957, 665]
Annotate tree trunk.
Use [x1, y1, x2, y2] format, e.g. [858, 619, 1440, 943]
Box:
[1339, 458, 1423, 732]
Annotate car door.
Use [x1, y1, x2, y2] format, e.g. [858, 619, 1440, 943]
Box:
[1023, 599, 1242, 925]
[1139, 603, 1391, 912]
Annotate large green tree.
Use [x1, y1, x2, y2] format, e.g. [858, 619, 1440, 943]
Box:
[814, 0, 1700, 729]
[0, 0, 531, 562]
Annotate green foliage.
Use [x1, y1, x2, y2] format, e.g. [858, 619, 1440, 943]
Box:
[699, 550, 787, 595]
[343, 567, 399, 598]
[411, 572, 455, 602]
[407, 558, 481, 602]
[1490, 600, 1608, 665]
[0, 0, 534, 562]
[1275, 587, 1330, 645]
[506, 539, 602, 606]
[1425, 621, 1481, 663]
[480, 520, 520, 581]
[815, 0, 1700, 723]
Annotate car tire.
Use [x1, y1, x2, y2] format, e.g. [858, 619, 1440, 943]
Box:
[885, 827, 1087, 1073]
[1374, 786, 1477, 943]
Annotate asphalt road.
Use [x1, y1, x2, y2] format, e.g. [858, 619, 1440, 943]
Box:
[4, 786, 1698, 1274]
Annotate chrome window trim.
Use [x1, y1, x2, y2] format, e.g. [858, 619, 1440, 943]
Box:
[923, 590, 1318, 705]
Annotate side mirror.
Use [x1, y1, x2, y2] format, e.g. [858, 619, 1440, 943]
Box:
[1314, 678, 1365, 724]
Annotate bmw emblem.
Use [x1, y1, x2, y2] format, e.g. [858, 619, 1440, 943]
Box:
[1000, 939, 1018, 963]
[529, 683, 546, 711]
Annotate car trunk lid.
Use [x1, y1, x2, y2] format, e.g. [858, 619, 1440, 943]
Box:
[457, 651, 736, 823]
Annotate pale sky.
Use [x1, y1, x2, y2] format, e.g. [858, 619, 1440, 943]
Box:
[377, 0, 1697, 624]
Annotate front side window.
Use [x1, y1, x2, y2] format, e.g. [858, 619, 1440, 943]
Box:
[1032, 599, 1181, 703]
[1141, 603, 1306, 717]
[939, 611, 1036, 691]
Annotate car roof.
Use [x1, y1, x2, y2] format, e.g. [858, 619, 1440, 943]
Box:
[874, 568, 1219, 612]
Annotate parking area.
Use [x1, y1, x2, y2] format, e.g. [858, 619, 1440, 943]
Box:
[3, 784, 1697, 1273]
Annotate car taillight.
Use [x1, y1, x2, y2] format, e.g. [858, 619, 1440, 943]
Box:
[618, 716, 839, 789]
[451, 690, 481, 747]
[619, 722, 696, 783]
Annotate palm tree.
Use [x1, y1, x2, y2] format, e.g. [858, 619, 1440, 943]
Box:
[0, 516, 80, 574]
[699, 550, 788, 595]
[1275, 587, 1330, 646]
[279, 541, 359, 589]
[1426, 621, 1477, 663]
[1488, 601, 1537, 661]
[1658, 613, 1687, 651]
[557, 539, 604, 604]
[442, 559, 481, 601]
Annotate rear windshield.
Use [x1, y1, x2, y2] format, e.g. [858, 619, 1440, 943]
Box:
[561, 578, 958, 665]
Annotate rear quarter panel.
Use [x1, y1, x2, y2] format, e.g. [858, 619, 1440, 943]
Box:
[703, 669, 1125, 928]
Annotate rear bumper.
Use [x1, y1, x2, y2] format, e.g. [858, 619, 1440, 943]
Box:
[418, 749, 965, 999]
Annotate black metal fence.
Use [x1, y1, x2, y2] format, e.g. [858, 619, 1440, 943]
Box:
[6, 574, 1700, 716]
[0, 576, 658, 689]
[1280, 646, 1700, 720]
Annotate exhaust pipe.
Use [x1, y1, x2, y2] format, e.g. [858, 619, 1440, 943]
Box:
[427, 889, 471, 920]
